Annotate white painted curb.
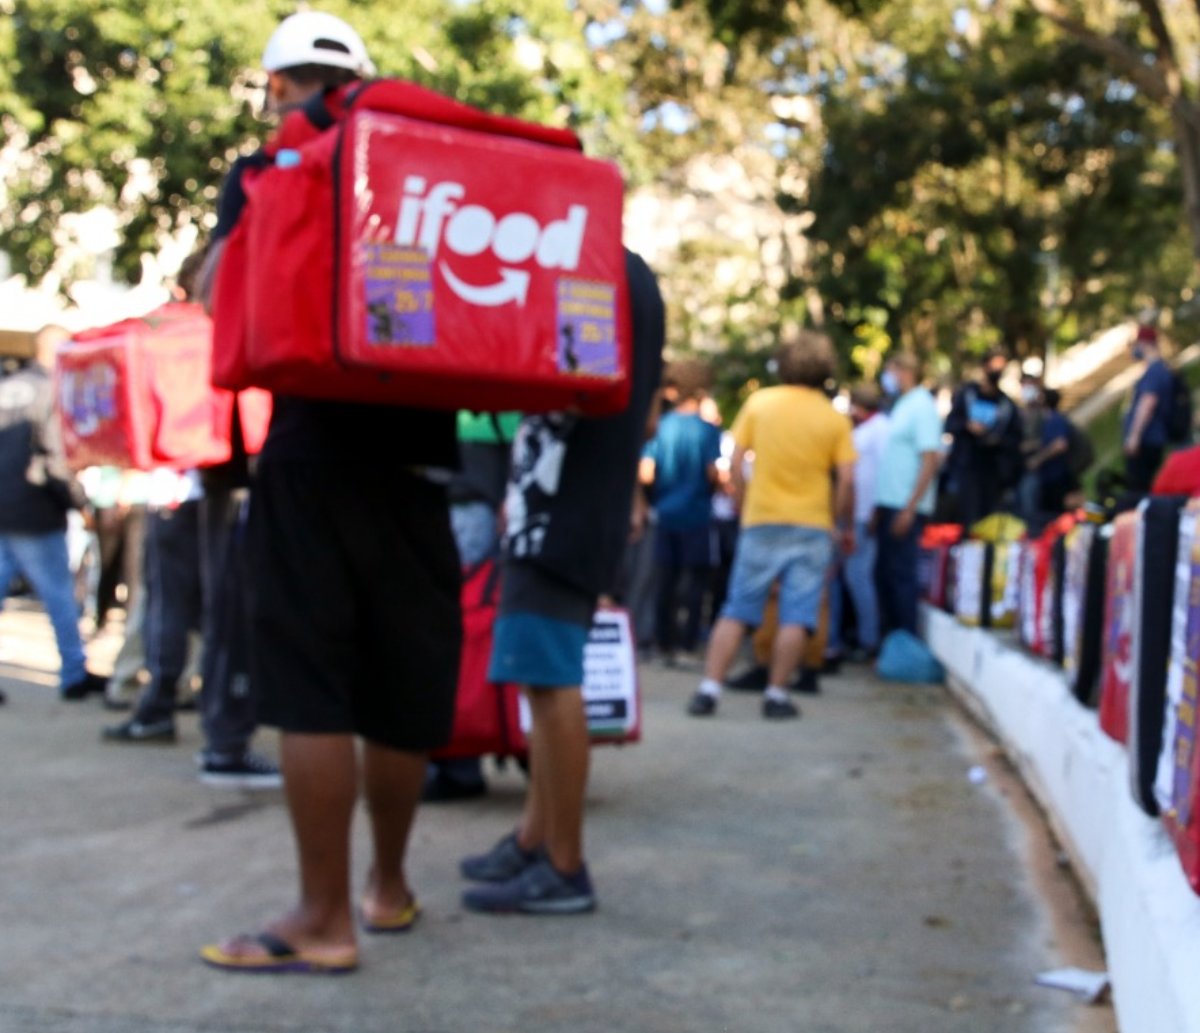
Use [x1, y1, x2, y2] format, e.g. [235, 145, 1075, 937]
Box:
[924, 606, 1200, 1033]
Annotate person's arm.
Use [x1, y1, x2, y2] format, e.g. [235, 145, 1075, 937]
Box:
[730, 444, 749, 514]
[196, 238, 227, 314]
[1028, 434, 1069, 470]
[943, 388, 968, 437]
[892, 450, 940, 538]
[833, 461, 856, 555]
[197, 154, 265, 314]
[629, 484, 650, 543]
[31, 379, 87, 511]
[1125, 393, 1159, 456]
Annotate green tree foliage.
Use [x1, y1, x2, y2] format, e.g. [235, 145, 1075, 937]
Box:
[671, 0, 1197, 375]
[809, 4, 1190, 366]
[8, 0, 1200, 389]
[0, 0, 635, 285]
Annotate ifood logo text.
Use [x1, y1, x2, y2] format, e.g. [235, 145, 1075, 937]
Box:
[394, 176, 588, 307]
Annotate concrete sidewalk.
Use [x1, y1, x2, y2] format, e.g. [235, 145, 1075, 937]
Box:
[0, 602, 1114, 1033]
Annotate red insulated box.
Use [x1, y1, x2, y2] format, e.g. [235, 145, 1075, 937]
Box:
[213, 80, 630, 416]
[433, 561, 640, 760]
[1098, 512, 1139, 743]
[918, 524, 962, 611]
[56, 303, 270, 472]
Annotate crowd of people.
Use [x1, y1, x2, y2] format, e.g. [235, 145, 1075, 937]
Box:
[0, 7, 1191, 976]
[624, 331, 1179, 701]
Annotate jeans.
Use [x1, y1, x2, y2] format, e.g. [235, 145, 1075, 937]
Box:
[135, 501, 203, 724]
[874, 507, 924, 637]
[451, 501, 499, 568]
[653, 525, 715, 654]
[722, 524, 834, 629]
[828, 521, 880, 653]
[199, 485, 259, 757]
[615, 519, 658, 648]
[0, 531, 88, 689]
[1125, 446, 1164, 494]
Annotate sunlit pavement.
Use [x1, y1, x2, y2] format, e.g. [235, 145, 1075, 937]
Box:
[0, 600, 1113, 1033]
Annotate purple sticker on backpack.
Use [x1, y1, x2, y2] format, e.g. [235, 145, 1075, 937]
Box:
[556, 278, 617, 377]
[1174, 549, 1200, 824]
[362, 244, 435, 347]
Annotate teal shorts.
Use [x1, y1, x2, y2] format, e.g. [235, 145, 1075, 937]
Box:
[488, 562, 595, 688]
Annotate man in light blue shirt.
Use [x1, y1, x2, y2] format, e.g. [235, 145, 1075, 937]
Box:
[874, 353, 943, 635]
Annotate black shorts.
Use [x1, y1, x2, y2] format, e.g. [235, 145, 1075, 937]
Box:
[249, 461, 462, 751]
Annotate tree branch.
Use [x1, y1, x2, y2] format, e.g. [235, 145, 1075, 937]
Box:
[1026, 0, 1173, 103]
[1134, 0, 1185, 95]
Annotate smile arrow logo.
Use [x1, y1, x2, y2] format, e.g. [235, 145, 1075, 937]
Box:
[440, 264, 531, 307]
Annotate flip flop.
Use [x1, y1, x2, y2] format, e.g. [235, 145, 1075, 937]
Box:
[200, 932, 358, 974]
[360, 897, 421, 934]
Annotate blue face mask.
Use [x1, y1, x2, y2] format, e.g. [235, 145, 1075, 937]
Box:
[881, 370, 900, 396]
[1132, 345, 1146, 361]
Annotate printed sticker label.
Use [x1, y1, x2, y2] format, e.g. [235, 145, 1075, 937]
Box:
[556, 278, 616, 376]
[362, 244, 436, 347]
[59, 364, 119, 437]
[1174, 537, 1200, 824]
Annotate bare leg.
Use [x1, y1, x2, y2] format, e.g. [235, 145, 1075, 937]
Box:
[517, 686, 589, 873]
[702, 617, 747, 682]
[768, 623, 808, 688]
[360, 741, 426, 922]
[208, 732, 358, 961]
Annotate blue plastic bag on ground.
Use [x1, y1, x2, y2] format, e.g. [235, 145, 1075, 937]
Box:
[876, 630, 945, 684]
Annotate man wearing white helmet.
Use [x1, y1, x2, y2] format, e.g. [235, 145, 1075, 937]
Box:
[200, 12, 462, 975]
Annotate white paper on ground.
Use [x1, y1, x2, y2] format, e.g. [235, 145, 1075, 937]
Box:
[1034, 967, 1110, 1003]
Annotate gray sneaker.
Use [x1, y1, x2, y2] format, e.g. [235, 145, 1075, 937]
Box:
[460, 832, 540, 883]
[101, 717, 177, 743]
[462, 858, 596, 915]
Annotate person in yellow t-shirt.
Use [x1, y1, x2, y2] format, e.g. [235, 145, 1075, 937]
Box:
[687, 330, 856, 721]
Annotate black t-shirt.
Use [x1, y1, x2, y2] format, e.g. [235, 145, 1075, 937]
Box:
[213, 145, 457, 471]
[502, 250, 665, 595]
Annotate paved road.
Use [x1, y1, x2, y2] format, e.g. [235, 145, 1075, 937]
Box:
[0, 601, 1114, 1032]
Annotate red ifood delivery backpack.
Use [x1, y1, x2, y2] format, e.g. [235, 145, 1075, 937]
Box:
[56, 303, 271, 471]
[212, 80, 630, 415]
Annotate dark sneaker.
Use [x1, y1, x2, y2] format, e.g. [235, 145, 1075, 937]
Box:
[198, 751, 282, 789]
[724, 665, 768, 691]
[462, 858, 596, 915]
[61, 671, 108, 701]
[762, 696, 800, 720]
[460, 832, 540, 883]
[686, 691, 718, 717]
[793, 668, 821, 695]
[102, 717, 177, 743]
[423, 771, 488, 803]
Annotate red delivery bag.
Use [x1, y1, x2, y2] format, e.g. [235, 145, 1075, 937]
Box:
[1154, 500, 1200, 893]
[918, 523, 962, 610]
[1099, 512, 1139, 743]
[433, 560, 640, 760]
[56, 303, 271, 472]
[213, 80, 630, 415]
[432, 560, 521, 761]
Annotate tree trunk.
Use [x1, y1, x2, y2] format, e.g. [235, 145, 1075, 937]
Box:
[1171, 98, 1200, 264]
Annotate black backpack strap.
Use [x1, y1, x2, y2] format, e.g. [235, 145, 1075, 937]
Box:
[341, 80, 371, 109]
[300, 89, 338, 131]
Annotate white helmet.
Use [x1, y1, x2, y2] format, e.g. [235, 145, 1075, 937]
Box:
[262, 11, 374, 76]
